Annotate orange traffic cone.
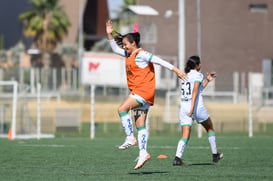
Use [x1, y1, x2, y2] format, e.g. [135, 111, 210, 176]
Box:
[157, 154, 168, 159]
[8, 129, 12, 140]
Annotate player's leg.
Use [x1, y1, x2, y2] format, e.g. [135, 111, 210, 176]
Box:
[195, 101, 224, 163]
[133, 108, 151, 170]
[173, 125, 191, 166]
[201, 118, 217, 154]
[173, 104, 192, 166]
[117, 94, 140, 149]
[201, 117, 223, 162]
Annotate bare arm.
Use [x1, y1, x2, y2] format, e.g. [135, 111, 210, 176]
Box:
[203, 72, 216, 88]
[188, 82, 200, 117]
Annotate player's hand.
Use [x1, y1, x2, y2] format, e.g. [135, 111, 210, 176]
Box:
[179, 71, 187, 81]
[187, 112, 193, 117]
[173, 67, 187, 81]
[206, 71, 216, 82]
[106, 19, 113, 34]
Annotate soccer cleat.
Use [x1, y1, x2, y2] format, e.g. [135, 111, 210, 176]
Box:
[134, 152, 151, 170]
[212, 152, 224, 163]
[118, 137, 137, 150]
[172, 156, 185, 166]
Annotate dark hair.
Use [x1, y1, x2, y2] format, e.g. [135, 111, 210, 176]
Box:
[113, 31, 141, 48]
[184, 55, 200, 73]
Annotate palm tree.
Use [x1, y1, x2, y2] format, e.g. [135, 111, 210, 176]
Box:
[19, 0, 70, 53]
[19, 0, 70, 89]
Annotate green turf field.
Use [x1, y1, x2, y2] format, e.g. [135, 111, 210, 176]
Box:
[0, 134, 272, 181]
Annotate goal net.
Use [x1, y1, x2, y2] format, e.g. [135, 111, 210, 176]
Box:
[0, 81, 54, 140]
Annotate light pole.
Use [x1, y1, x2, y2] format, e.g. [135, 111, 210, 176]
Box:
[196, 0, 202, 138]
[78, 0, 84, 85]
[197, 0, 201, 57]
[164, 1, 185, 70]
[178, 0, 186, 71]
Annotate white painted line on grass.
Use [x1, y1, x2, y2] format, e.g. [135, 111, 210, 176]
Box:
[17, 144, 76, 148]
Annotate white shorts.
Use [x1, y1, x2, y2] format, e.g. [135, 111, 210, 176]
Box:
[130, 93, 150, 110]
[179, 101, 209, 126]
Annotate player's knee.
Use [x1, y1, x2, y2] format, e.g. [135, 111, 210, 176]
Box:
[117, 106, 129, 113]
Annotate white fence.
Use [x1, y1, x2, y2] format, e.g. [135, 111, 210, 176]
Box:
[0, 68, 272, 138]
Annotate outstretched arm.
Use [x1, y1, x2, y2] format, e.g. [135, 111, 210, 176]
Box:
[172, 66, 187, 81]
[150, 55, 187, 81]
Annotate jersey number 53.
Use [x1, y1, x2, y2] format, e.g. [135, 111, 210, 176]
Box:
[181, 82, 191, 95]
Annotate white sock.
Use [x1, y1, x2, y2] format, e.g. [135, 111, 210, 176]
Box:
[137, 127, 148, 155]
[175, 138, 188, 158]
[119, 112, 134, 139]
[208, 132, 217, 154]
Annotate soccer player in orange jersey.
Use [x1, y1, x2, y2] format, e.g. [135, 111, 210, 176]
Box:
[106, 20, 187, 169]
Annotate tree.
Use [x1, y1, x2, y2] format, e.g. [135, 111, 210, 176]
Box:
[19, 0, 70, 90]
[19, 0, 70, 54]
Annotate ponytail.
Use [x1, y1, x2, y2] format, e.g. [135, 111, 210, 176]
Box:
[113, 31, 123, 47]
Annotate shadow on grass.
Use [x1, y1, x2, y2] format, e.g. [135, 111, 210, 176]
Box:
[187, 163, 215, 166]
[128, 171, 169, 175]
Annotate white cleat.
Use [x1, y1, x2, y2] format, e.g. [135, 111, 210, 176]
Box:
[118, 137, 137, 150]
[134, 152, 151, 170]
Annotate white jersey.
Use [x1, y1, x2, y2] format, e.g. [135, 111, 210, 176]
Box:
[179, 69, 209, 126]
[180, 69, 203, 102]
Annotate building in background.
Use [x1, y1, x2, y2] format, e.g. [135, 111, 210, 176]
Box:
[136, 0, 273, 91]
[1, 0, 273, 91]
[41, 0, 109, 51]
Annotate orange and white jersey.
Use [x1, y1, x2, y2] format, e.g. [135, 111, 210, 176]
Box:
[108, 39, 174, 70]
[109, 39, 175, 105]
[125, 48, 155, 105]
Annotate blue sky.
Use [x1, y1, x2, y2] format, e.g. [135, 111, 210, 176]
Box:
[107, 0, 124, 18]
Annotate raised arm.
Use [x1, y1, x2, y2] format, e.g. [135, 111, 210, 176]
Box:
[106, 20, 125, 56]
[106, 20, 114, 40]
[203, 72, 216, 88]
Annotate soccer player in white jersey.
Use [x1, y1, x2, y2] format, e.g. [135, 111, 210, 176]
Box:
[173, 55, 223, 166]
